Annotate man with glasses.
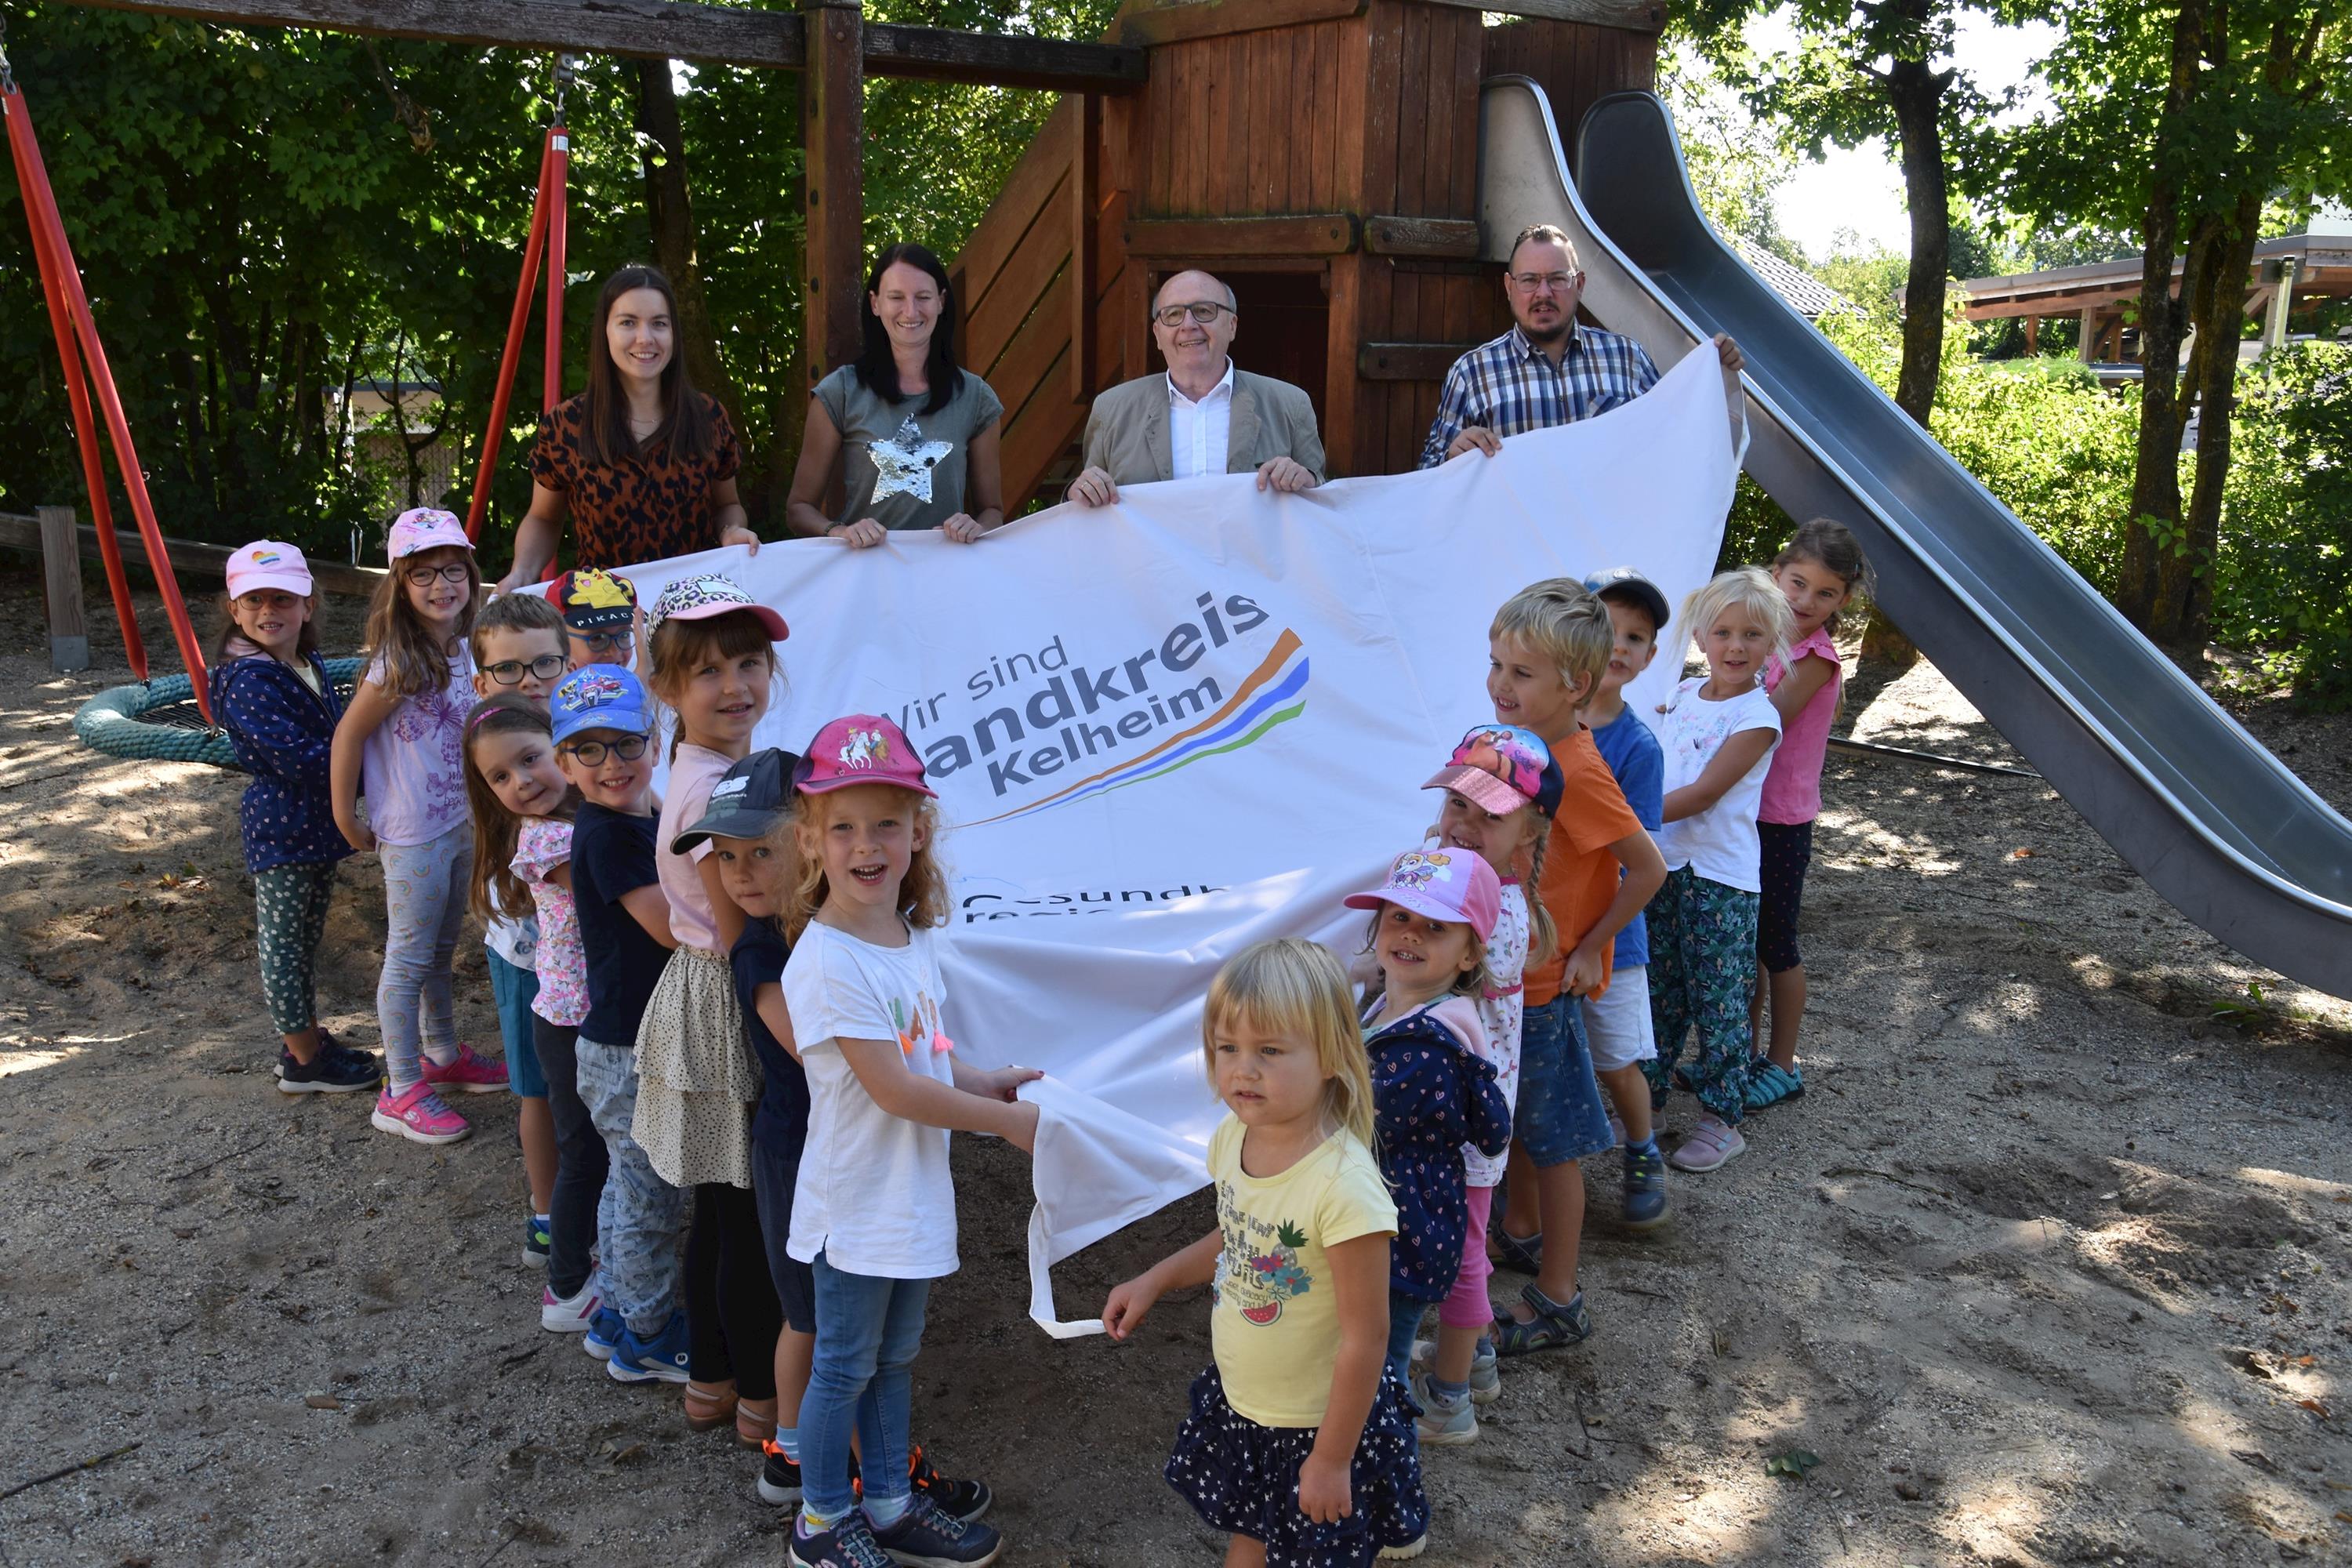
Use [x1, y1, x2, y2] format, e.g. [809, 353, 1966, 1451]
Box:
[1066, 270, 1326, 507]
[1419, 224, 1744, 469]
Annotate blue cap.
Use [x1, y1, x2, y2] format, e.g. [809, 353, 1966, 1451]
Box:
[550, 666, 653, 746]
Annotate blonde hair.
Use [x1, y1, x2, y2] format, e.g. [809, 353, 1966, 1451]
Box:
[786, 785, 949, 941]
[1490, 579, 1612, 709]
[1201, 939, 1377, 1151]
[646, 608, 782, 760]
[1683, 566, 1796, 677]
[363, 545, 479, 698]
[1518, 813, 1559, 967]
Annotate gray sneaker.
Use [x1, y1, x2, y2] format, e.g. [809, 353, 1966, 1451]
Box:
[1410, 1335, 1500, 1404]
[1622, 1144, 1670, 1230]
[1410, 1370, 1480, 1446]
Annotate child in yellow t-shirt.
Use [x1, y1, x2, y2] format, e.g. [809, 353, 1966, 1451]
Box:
[1104, 939, 1428, 1567]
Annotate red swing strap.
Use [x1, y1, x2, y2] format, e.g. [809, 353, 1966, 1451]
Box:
[4, 60, 210, 718]
[466, 56, 572, 579]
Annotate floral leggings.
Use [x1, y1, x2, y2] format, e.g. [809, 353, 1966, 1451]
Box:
[377, 823, 468, 1091]
[253, 861, 337, 1037]
[1641, 866, 1760, 1123]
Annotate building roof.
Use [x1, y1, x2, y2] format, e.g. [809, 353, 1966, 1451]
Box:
[1730, 235, 1853, 321]
[1962, 233, 2352, 314]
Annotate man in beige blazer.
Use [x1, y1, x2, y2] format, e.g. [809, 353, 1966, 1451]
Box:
[1066, 269, 1327, 506]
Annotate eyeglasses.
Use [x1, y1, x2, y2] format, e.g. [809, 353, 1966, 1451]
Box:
[1508, 270, 1581, 294]
[1152, 301, 1232, 328]
[571, 629, 634, 657]
[561, 734, 650, 766]
[483, 653, 568, 686]
[401, 561, 472, 588]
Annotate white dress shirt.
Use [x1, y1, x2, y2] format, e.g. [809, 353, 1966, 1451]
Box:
[1167, 361, 1235, 481]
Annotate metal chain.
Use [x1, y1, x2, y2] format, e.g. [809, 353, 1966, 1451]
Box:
[1, 13, 16, 98]
[553, 53, 575, 122]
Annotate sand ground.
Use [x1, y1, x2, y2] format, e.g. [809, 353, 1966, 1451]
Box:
[0, 565, 2347, 1567]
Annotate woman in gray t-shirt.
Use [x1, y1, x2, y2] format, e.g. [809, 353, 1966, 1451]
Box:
[786, 243, 1006, 549]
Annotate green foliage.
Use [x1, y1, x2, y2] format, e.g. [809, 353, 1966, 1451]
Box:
[1655, 40, 1803, 262]
[2216, 344, 2352, 705]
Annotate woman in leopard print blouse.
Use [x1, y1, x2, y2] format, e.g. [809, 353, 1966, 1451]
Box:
[500, 266, 761, 590]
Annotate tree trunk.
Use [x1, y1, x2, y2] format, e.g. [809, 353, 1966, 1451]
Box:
[2158, 190, 2262, 647]
[1884, 50, 1952, 428]
[2117, 0, 2211, 630]
[635, 60, 745, 442]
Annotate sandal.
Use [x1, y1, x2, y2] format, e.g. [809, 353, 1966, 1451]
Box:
[735, 1397, 777, 1450]
[1490, 1227, 1544, 1275]
[1744, 1062, 1805, 1111]
[682, 1382, 739, 1432]
[1491, 1282, 1593, 1357]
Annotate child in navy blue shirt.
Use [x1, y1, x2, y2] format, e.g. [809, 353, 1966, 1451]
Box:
[1579, 568, 1670, 1229]
[1345, 847, 1513, 1395]
[210, 540, 377, 1094]
[551, 666, 687, 1375]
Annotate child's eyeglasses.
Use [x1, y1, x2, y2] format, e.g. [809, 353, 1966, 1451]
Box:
[572, 629, 634, 657]
[561, 735, 650, 765]
[401, 562, 473, 587]
[484, 653, 568, 685]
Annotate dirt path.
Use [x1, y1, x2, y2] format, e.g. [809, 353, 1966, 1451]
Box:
[1, 567, 2347, 1567]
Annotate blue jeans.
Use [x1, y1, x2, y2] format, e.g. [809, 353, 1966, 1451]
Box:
[1386, 1288, 1428, 1395]
[1514, 994, 1616, 1167]
[574, 1036, 689, 1334]
[375, 825, 467, 1090]
[801, 1253, 931, 1524]
[486, 950, 546, 1099]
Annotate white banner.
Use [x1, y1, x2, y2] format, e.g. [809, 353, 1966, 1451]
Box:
[608, 349, 1738, 1333]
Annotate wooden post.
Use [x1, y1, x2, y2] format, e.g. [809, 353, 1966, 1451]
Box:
[2078, 307, 2100, 365]
[38, 506, 90, 673]
[2022, 314, 2038, 355]
[1070, 92, 1102, 405]
[802, 0, 866, 393]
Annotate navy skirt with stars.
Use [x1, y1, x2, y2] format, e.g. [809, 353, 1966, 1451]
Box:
[1164, 1364, 1428, 1566]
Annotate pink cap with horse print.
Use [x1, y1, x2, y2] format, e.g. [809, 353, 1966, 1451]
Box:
[793, 714, 935, 800]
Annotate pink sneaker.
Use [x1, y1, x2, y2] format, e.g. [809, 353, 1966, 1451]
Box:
[420, 1043, 509, 1095]
[371, 1080, 470, 1145]
[1668, 1112, 1746, 1173]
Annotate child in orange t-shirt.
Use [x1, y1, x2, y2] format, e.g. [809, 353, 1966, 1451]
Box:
[1484, 579, 1667, 1354]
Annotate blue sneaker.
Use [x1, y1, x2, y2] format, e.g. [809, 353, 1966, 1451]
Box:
[521, 1213, 551, 1269]
[582, 1305, 625, 1362]
[606, 1312, 691, 1384]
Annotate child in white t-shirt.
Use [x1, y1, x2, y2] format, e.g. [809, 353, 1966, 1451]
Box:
[780, 714, 1041, 1568]
[1642, 568, 1793, 1175]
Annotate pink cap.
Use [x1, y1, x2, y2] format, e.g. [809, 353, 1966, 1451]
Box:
[645, 574, 789, 643]
[225, 539, 314, 600]
[1342, 846, 1501, 943]
[793, 714, 935, 799]
[387, 507, 474, 562]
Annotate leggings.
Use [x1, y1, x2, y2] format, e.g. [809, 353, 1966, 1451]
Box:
[1641, 866, 1760, 1123]
[686, 1182, 782, 1398]
[531, 1017, 610, 1301]
[1756, 820, 1815, 975]
[376, 823, 468, 1091]
[253, 861, 337, 1037]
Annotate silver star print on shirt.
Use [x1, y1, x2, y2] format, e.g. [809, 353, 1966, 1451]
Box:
[869, 414, 954, 503]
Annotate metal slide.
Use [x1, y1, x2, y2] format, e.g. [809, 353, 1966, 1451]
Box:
[1476, 78, 2352, 999]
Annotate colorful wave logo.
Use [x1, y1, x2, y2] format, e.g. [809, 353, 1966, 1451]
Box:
[966, 630, 1308, 826]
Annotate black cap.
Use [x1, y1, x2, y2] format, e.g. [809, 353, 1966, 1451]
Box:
[1582, 566, 1670, 633]
[670, 748, 803, 855]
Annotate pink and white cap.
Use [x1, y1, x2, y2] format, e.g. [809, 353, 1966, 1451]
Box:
[225, 539, 314, 600]
[793, 714, 935, 800]
[387, 507, 474, 563]
[1342, 845, 1501, 943]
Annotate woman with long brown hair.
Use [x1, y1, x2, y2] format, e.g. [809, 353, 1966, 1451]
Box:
[499, 265, 760, 590]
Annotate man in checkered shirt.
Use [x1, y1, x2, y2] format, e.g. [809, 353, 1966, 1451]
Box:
[1418, 223, 1745, 469]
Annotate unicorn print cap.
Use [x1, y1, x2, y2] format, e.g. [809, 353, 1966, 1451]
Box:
[1342, 844, 1502, 943]
[644, 573, 789, 643]
[550, 665, 655, 747]
[225, 539, 314, 601]
[793, 714, 935, 800]
[1423, 723, 1565, 819]
[387, 507, 473, 562]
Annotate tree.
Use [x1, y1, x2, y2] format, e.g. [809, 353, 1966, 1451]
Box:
[2000, 0, 2349, 646]
[1682, 0, 2034, 428]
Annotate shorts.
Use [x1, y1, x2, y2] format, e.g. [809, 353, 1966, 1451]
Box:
[750, 1136, 818, 1334]
[487, 949, 547, 1099]
[1512, 994, 1614, 1168]
[1580, 964, 1657, 1071]
[1758, 820, 1815, 974]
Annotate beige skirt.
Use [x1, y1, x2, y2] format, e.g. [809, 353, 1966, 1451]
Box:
[633, 945, 760, 1189]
